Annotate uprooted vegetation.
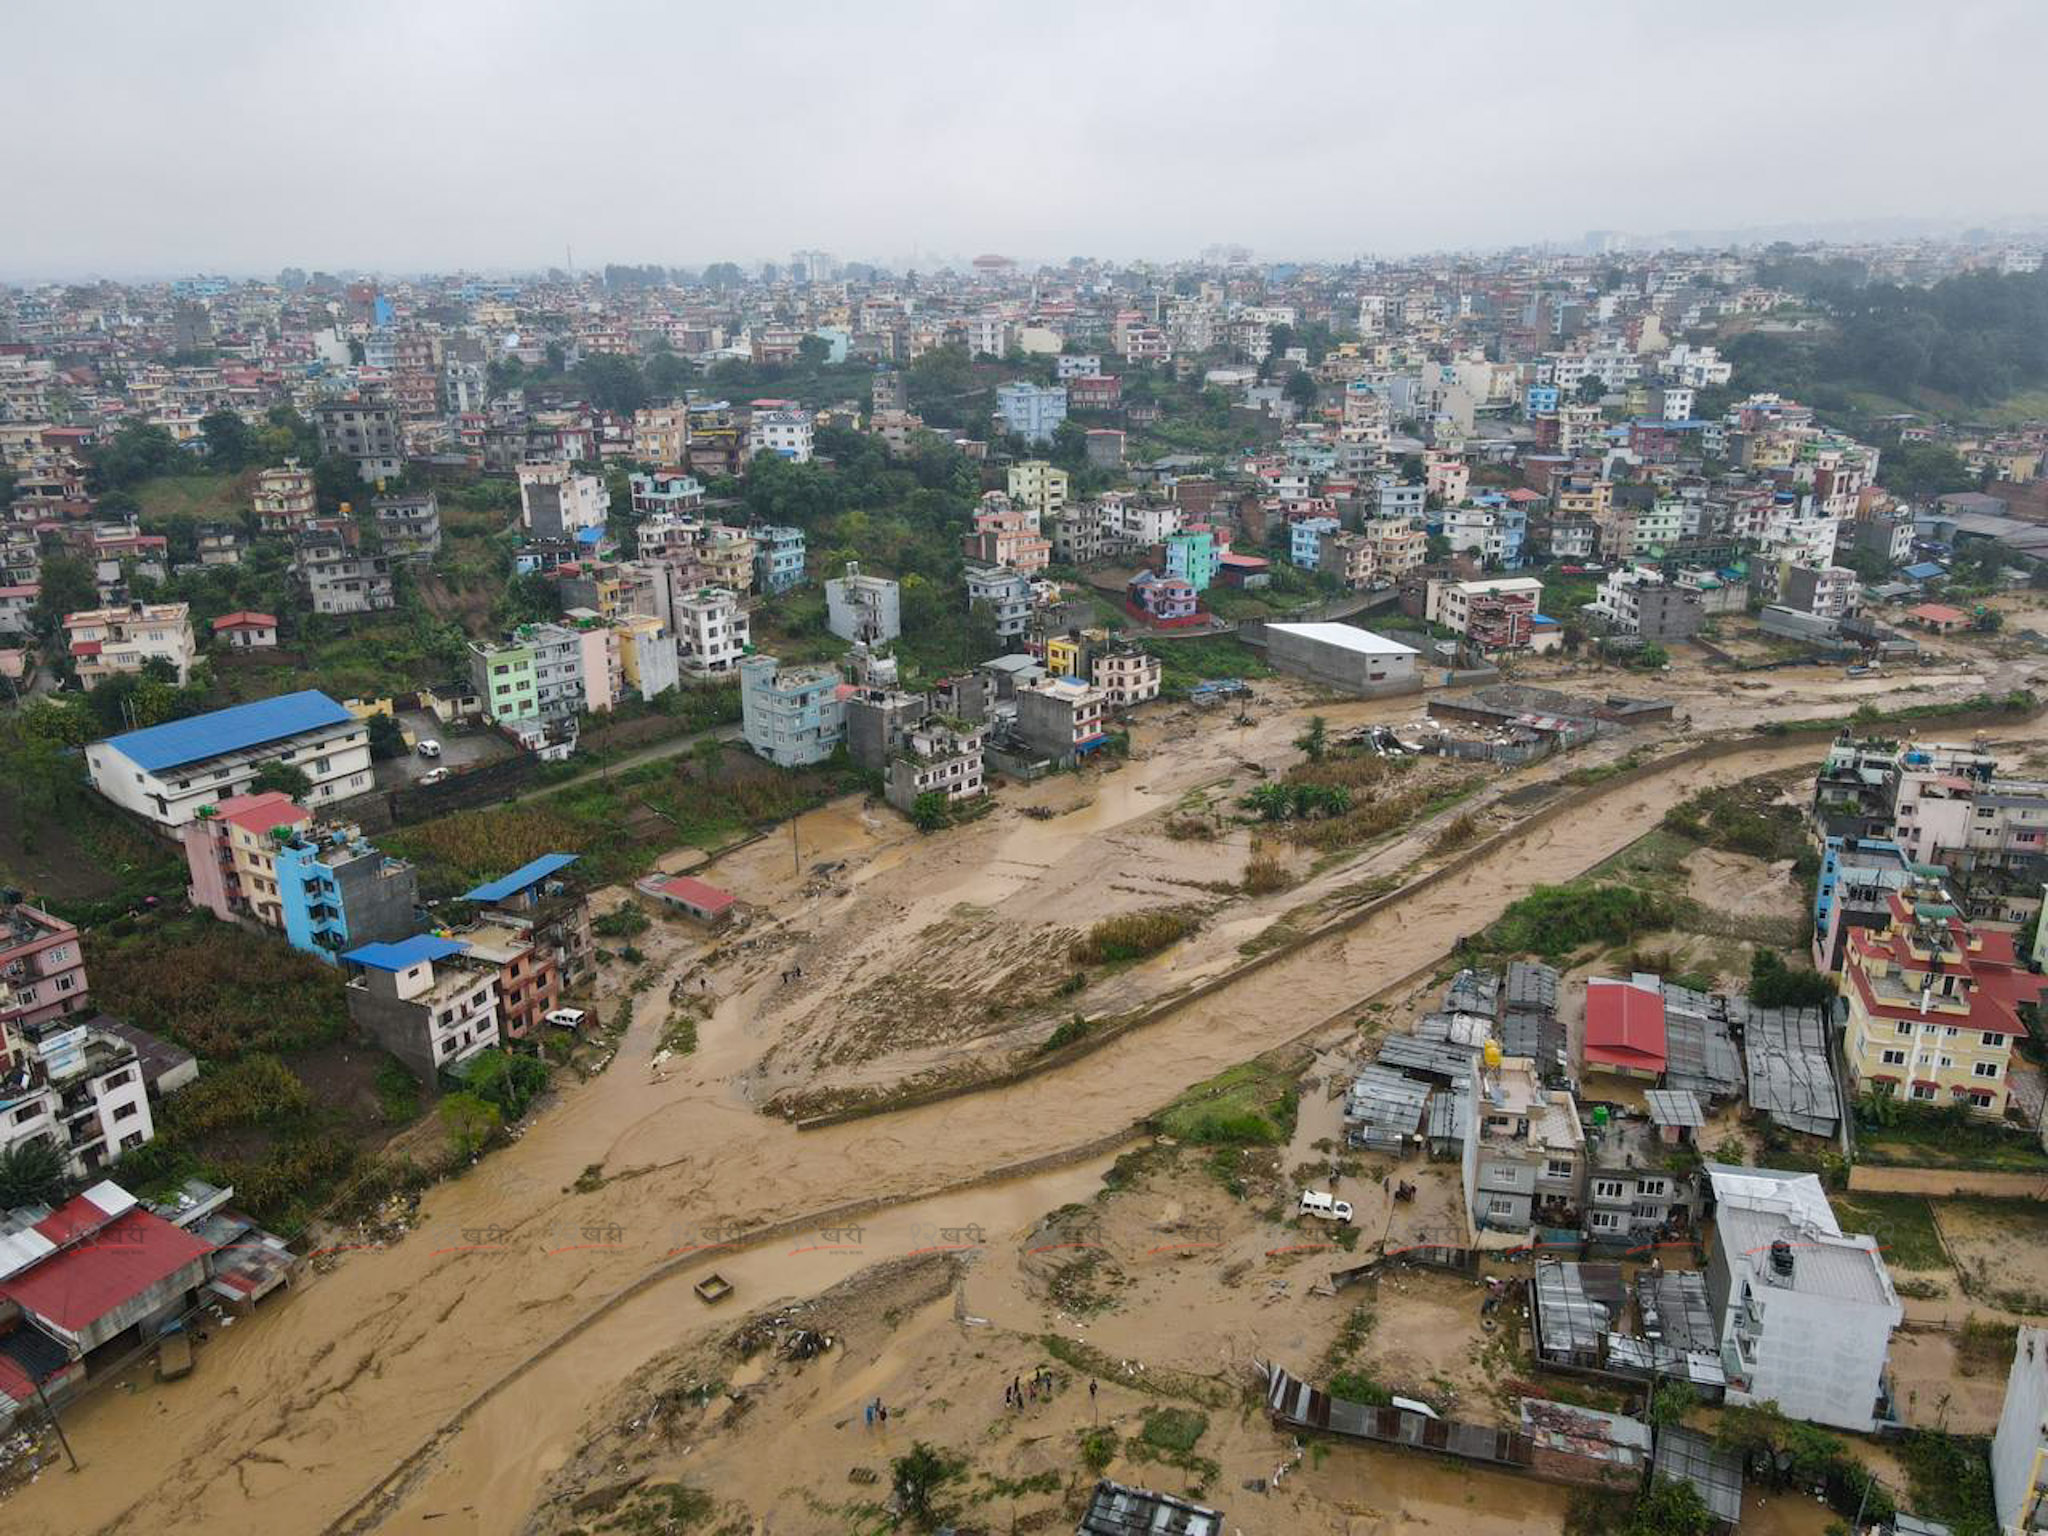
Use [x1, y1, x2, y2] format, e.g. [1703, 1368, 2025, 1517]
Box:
[1071, 909, 1196, 965]
[1480, 881, 1675, 960]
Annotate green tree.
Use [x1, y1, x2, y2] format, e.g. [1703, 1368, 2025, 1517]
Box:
[1576, 376, 1608, 406]
[909, 791, 949, 832]
[0, 1140, 66, 1208]
[1622, 1477, 1713, 1536]
[1283, 369, 1320, 411]
[249, 760, 313, 799]
[1295, 714, 1329, 761]
[366, 712, 407, 760]
[29, 555, 96, 642]
[464, 1049, 550, 1120]
[440, 1091, 501, 1159]
[889, 1442, 960, 1529]
[574, 354, 650, 415]
[200, 409, 255, 470]
[89, 419, 181, 491]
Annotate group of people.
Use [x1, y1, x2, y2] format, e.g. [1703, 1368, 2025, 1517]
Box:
[861, 1395, 890, 1428]
[1004, 1366, 1059, 1410]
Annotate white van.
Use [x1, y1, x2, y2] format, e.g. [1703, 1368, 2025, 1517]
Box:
[1298, 1190, 1354, 1225]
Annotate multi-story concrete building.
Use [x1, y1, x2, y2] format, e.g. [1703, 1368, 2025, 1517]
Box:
[1590, 566, 1704, 643]
[628, 468, 704, 518]
[86, 690, 373, 829]
[1014, 677, 1109, 765]
[1317, 531, 1375, 590]
[63, 601, 196, 686]
[1162, 530, 1219, 591]
[746, 406, 814, 464]
[1289, 516, 1340, 570]
[751, 524, 806, 594]
[995, 381, 1067, 445]
[461, 852, 593, 990]
[469, 637, 539, 724]
[1704, 1163, 1900, 1432]
[740, 654, 846, 767]
[341, 935, 501, 1084]
[1841, 877, 2045, 1116]
[884, 717, 988, 816]
[825, 561, 901, 644]
[251, 460, 317, 533]
[631, 406, 689, 466]
[1780, 562, 1860, 621]
[0, 900, 159, 1181]
[1463, 1056, 1585, 1236]
[1811, 837, 1918, 974]
[181, 791, 309, 928]
[1, 902, 91, 1040]
[963, 501, 1052, 573]
[313, 399, 403, 481]
[1091, 644, 1162, 712]
[966, 563, 1034, 638]
[295, 540, 395, 616]
[370, 491, 442, 560]
[1426, 577, 1548, 647]
[612, 612, 681, 702]
[1993, 1326, 2048, 1536]
[1007, 461, 1070, 521]
[671, 587, 750, 679]
[448, 916, 558, 1044]
[1050, 501, 1115, 566]
[1364, 519, 1427, 582]
[273, 823, 420, 963]
[519, 461, 610, 539]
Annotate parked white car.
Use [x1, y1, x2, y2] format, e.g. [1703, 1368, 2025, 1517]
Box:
[544, 1008, 588, 1030]
[416, 739, 442, 758]
[1298, 1190, 1353, 1225]
[419, 767, 451, 786]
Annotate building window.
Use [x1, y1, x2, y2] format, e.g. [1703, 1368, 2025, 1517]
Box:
[1983, 1031, 2004, 1048]
[114, 1101, 139, 1121]
[1881, 1049, 1907, 1066]
[1593, 1179, 1625, 1201]
[1487, 1198, 1517, 1218]
[1911, 1083, 1938, 1101]
[1544, 1159, 1574, 1180]
[1975, 1061, 2001, 1079]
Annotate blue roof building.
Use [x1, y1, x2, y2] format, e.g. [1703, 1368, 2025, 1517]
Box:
[84, 691, 372, 830]
[462, 853, 580, 906]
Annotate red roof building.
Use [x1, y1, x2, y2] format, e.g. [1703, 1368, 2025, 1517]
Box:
[0, 1184, 214, 1353]
[639, 874, 738, 923]
[1583, 979, 1669, 1077]
[1842, 879, 2048, 1114]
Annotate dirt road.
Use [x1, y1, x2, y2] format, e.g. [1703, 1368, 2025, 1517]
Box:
[6, 717, 1895, 1536]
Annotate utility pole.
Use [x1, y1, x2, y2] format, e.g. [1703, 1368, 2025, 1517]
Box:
[33, 1374, 78, 1472]
[791, 816, 801, 878]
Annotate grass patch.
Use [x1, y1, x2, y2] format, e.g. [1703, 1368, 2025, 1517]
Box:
[1829, 1192, 1949, 1272]
[374, 1055, 422, 1124]
[1240, 847, 1291, 894]
[1957, 1317, 2019, 1377]
[659, 1014, 699, 1055]
[1154, 1060, 1299, 1146]
[1855, 1099, 2048, 1171]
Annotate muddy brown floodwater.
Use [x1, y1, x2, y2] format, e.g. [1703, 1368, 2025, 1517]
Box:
[9, 723, 2042, 1536]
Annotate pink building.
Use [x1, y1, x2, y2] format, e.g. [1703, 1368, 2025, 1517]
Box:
[180, 792, 309, 926]
[1, 901, 90, 1038]
[1126, 569, 1201, 627]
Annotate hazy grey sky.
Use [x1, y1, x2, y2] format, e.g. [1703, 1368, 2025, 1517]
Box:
[12, 0, 2047, 279]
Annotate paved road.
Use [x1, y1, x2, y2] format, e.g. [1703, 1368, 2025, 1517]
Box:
[497, 720, 745, 806]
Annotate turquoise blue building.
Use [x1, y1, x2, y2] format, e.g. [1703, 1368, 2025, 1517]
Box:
[1163, 530, 1219, 592]
[753, 525, 807, 593]
[275, 826, 420, 962]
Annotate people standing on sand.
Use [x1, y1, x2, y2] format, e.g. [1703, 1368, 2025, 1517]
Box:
[864, 1398, 875, 1427]
[877, 1401, 889, 1426]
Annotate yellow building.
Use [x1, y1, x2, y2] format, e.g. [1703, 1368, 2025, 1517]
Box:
[1841, 878, 2045, 1117]
[1007, 460, 1070, 521]
[1045, 635, 1084, 678]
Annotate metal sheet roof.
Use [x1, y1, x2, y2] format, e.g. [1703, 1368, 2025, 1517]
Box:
[461, 852, 580, 904]
[100, 689, 354, 774]
[343, 934, 469, 972]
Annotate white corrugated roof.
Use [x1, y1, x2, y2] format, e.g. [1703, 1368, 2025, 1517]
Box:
[1267, 623, 1419, 658]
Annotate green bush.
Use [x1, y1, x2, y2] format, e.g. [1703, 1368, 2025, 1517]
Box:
[1483, 882, 1673, 958]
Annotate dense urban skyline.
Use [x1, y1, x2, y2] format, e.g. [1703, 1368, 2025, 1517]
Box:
[12, 0, 2048, 279]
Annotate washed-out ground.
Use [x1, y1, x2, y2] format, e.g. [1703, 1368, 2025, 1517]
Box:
[8, 635, 2048, 1536]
